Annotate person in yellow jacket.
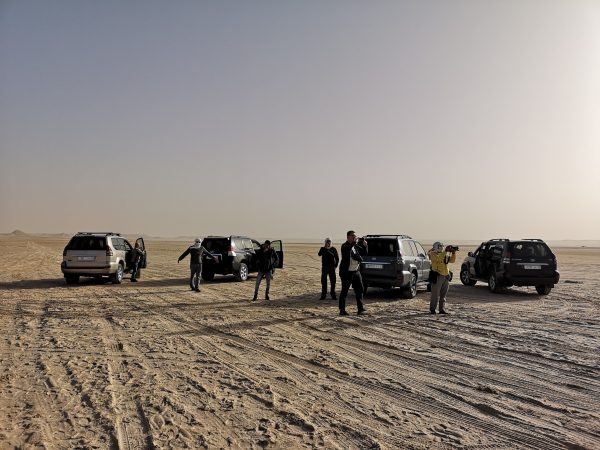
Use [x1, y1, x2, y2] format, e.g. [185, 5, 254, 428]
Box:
[429, 242, 457, 314]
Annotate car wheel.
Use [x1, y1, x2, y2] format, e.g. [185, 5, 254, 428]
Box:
[535, 285, 551, 295]
[234, 263, 249, 282]
[460, 267, 477, 286]
[403, 272, 418, 298]
[111, 263, 124, 284]
[488, 271, 500, 293]
[202, 271, 215, 281]
[65, 275, 79, 285]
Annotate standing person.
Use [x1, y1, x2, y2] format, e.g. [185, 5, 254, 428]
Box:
[130, 242, 145, 282]
[253, 240, 279, 302]
[338, 230, 366, 316]
[429, 242, 457, 314]
[318, 238, 339, 300]
[178, 238, 216, 292]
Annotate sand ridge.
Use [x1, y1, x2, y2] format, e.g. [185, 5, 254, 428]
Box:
[0, 236, 599, 449]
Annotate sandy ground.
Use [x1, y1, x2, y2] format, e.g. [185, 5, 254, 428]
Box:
[0, 236, 599, 450]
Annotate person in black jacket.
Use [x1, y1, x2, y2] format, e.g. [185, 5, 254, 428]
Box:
[178, 238, 216, 292]
[318, 238, 339, 300]
[253, 240, 279, 302]
[338, 230, 366, 316]
[130, 242, 145, 282]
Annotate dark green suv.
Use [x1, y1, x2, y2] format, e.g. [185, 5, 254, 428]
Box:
[359, 234, 432, 298]
[459, 239, 559, 294]
[201, 236, 283, 282]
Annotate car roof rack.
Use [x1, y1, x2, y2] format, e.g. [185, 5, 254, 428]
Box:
[364, 234, 413, 239]
[522, 239, 544, 242]
[76, 232, 121, 236]
[488, 238, 510, 242]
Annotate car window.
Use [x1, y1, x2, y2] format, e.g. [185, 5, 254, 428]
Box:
[409, 241, 419, 256]
[366, 239, 397, 257]
[252, 240, 261, 251]
[510, 242, 549, 258]
[113, 238, 126, 251]
[233, 238, 244, 249]
[414, 241, 426, 257]
[243, 239, 254, 250]
[203, 239, 229, 253]
[401, 240, 415, 256]
[123, 240, 132, 251]
[67, 236, 106, 251]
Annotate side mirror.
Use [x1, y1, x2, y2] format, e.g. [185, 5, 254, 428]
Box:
[468, 252, 474, 257]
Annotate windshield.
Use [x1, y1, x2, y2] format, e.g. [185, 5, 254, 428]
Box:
[366, 239, 397, 257]
[202, 239, 229, 253]
[66, 236, 106, 251]
[509, 242, 550, 258]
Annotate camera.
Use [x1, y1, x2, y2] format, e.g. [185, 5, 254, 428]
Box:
[445, 245, 459, 252]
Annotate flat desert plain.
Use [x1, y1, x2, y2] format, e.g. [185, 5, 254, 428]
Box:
[1, 236, 599, 450]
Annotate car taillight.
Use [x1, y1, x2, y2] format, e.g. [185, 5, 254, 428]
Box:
[502, 251, 511, 264]
[228, 245, 236, 257]
[106, 247, 113, 257]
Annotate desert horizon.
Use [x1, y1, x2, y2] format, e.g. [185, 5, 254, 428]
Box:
[3, 229, 600, 249]
[1, 234, 599, 448]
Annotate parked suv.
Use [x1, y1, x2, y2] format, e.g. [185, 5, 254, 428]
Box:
[61, 232, 147, 284]
[201, 236, 283, 282]
[459, 239, 559, 294]
[360, 234, 431, 298]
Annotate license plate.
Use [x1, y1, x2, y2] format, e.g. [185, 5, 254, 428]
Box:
[78, 256, 95, 261]
[524, 265, 540, 270]
[364, 264, 383, 269]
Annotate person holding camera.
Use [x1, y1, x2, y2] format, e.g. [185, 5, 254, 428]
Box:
[318, 238, 339, 300]
[429, 242, 457, 314]
[338, 230, 366, 316]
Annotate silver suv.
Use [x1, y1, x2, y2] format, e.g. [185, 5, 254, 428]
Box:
[360, 234, 431, 298]
[61, 232, 147, 284]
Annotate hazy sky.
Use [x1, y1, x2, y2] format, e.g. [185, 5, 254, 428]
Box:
[1, 1, 599, 241]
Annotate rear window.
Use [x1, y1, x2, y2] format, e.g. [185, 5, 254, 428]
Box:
[66, 236, 106, 251]
[203, 238, 229, 253]
[509, 242, 550, 258]
[366, 239, 398, 257]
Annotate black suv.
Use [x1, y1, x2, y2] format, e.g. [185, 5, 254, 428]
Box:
[360, 234, 431, 298]
[459, 239, 559, 294]
[201, 236, 283, 282]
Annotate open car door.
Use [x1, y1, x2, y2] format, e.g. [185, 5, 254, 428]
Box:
[136, 237, 147, 268]
[271, 240, 284, 269]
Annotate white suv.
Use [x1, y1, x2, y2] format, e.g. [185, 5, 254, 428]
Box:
[61, 232, 147, 284]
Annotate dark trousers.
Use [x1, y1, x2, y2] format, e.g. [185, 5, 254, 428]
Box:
[254, 270, 272, 297]
[321, 267, 336, 297]
[131, 261, 141, 280]
[190, 263, 202, 290]
[339, 271, 364, 312]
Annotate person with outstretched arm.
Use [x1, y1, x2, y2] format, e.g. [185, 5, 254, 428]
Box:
[178, 238, 216, 292]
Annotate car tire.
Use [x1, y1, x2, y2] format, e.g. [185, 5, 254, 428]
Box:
[403, 272, 418, 299]
[535, 285, 552, 295]
[202, 271, 215, 281]
[460, 266, 477, 286]
[234, 263, 249, 282]
[111, 263, 124, 284]
[488, 271, 500, 293]
[65, 275, 79, 285]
